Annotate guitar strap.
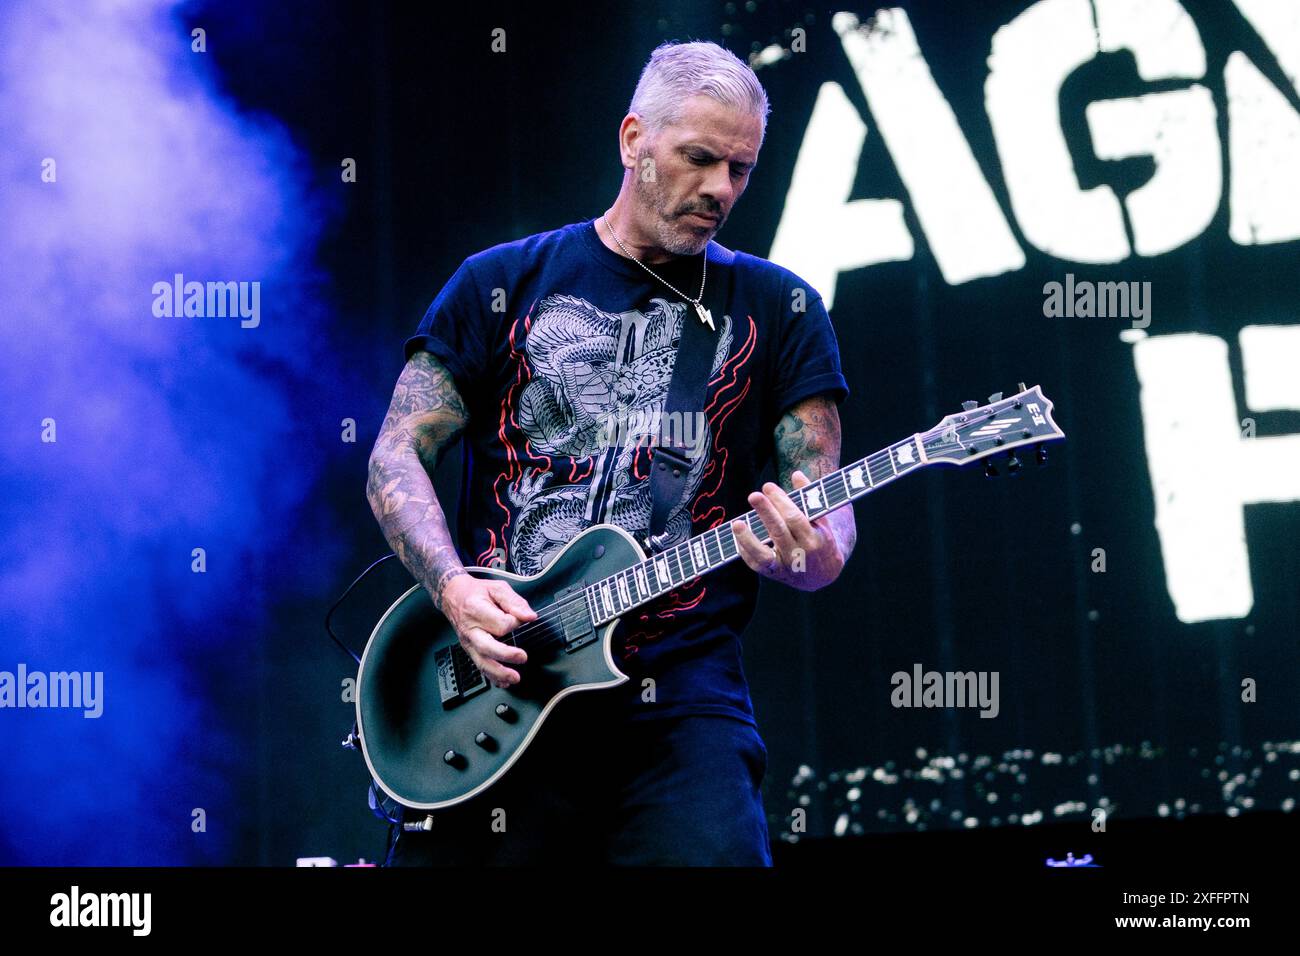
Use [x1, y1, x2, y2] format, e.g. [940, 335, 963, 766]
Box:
[644, 240, 734, 553]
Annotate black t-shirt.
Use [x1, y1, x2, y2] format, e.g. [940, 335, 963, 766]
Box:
[404, 217, 848, 728]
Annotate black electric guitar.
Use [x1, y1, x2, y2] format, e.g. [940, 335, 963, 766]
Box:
[355, 384, 1065, 809]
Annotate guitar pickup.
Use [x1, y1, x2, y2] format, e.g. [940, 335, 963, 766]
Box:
[554, 581, 596, 652]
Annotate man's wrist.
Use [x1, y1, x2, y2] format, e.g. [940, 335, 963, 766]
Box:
[426, 564, 467, 608]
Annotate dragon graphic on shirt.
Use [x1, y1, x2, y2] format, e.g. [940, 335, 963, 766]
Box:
[504, 293, 733, 576]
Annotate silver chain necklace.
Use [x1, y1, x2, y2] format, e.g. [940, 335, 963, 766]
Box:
[599, 214, 715, 331]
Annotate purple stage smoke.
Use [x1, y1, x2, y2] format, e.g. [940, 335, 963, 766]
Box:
[0, 0, 347, 863]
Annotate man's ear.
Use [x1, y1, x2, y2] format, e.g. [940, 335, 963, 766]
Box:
[619, 113, 644, 169]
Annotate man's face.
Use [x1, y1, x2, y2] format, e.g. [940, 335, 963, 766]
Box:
[631, 94, 762, 256]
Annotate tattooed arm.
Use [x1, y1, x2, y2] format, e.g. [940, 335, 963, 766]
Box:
[366, 352, 469, 607]
[772, 394, 858, 566]
[730, 394, 857, 590]
[366, 352, 535, 687]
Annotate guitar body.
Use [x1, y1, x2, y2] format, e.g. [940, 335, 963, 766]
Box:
[353, 384, 1065, 813]
[355, 523, 645, 810]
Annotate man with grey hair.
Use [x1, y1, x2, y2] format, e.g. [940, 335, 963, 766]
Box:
[369, 39, 854, 865]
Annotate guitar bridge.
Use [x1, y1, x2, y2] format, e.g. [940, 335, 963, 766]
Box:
[435, 644, 487, 706]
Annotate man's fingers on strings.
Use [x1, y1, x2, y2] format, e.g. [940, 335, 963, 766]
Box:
[463, 628, 522, 687]
[469, 593, 526, 640]
[748, 488, 797, 553]
[763, 479, 821, 550]
[489, 579, 537, 621]
[731, 518, 780, 575]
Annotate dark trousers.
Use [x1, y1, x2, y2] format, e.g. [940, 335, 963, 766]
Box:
[386, 690, 772, 866]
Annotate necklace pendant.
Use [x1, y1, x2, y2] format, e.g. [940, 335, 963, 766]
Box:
[693, 301, 715, 331]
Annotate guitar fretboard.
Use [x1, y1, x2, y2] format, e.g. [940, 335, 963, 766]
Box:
[583, 434, 929, 625]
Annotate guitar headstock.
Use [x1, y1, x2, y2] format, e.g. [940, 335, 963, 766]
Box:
[919, 384, 1065, 474]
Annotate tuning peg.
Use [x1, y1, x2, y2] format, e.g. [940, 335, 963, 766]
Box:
[1006, 451, 1021, 474]
[987, 391, 1003, 403]
[1017, 381, 1027, 392]
[1035, 444, 1049, 466]
[961, 400, 978, 411]
[984, 459, 998, 478]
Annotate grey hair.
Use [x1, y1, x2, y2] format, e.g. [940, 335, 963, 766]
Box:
[628, 41, 770, 142]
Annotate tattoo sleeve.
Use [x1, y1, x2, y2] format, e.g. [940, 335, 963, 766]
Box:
[773, 394, 858, 558]
[366, 352, 471, 610]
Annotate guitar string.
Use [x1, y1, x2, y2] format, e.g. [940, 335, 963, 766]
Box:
[488, 450, 894, 647]
[471, 440, 959, 659]
[484, 422, 1037, 659]
[489, 437, 971, 651]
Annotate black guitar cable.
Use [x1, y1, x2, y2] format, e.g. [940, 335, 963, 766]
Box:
[324, 551, 399, 664]
[324, 551, 410, 859]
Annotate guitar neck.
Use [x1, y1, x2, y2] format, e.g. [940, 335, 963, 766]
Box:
[584, 434, 930, 625]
